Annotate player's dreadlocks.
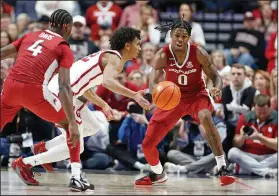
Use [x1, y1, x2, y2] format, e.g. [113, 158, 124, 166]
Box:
[49, 9, 72, 29]
[155, 15, 192, 36]
[110, 27, 141, 51]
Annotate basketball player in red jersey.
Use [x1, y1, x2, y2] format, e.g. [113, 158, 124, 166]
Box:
[0, 9, 94, 190]
[135, 20, 236, 186]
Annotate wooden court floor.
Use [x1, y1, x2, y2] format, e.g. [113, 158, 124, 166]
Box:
[1, 168, 277, 195]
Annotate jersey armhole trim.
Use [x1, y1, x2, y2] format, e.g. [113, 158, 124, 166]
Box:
[98, 51, 122, 72]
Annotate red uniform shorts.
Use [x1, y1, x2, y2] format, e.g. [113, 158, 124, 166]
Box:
[148, 94, 213, 134]
[1, 78, 66, 130]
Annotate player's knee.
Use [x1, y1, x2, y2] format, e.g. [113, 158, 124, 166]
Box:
[228, 147, 240, 161]
[198, 109, 212, 122]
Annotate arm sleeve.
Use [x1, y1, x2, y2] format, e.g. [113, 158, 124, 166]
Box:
[55, 43, 74, 69]
[12, 33, 28, 50]
[235, 114, 246, 134]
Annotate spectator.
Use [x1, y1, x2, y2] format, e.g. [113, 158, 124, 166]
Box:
[164, 114, 227, 174]
[14, 1, 38, 21]
[1, 1, 13, 16]
[244, 65, 255, 82]
[35, 1, 80, 18]
[270, 69, 278, 111]
[135, 4, 160, 45]
[126, 42, 156, 76]
[265, 32, 277, 73]
[68, 15, 99, 61]
[37, 15, 50, 30]
[224, 11, 266, 69]
[95, 70, 139, 144]
[27, 22, 43, 33]
[222, 64, 259, 126]
[85, 1, 122, 41]
[118, 1, 158, 28]
[220, 72, 231, 88]
[228, 94, 277, 177]
[16, 13, 30, 37]
[165, 3, 206, 47]
[253, 70, 271, 95]
[1, 13, 12, 31]
[7, 23, 19, 41]
[128, 70, 148, 90]
[256, 3, 277, 41]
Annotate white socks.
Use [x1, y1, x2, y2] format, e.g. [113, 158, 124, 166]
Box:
[215, 155, 226, 170]
[71, 162, 81, 179]
[150, 162, 163, 174]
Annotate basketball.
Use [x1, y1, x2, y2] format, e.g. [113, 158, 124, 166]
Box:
[152, 81, 181, 110]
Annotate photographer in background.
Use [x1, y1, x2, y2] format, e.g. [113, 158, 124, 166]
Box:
[228, 94, 277, 177]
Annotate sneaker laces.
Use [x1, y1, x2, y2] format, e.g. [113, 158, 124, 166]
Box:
[30, 168, 41, 177]
[80, 172, 88, 182]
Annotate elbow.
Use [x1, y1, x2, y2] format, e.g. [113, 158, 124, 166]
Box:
[59, 84, 71, 93]
[102, 78, 113, 89]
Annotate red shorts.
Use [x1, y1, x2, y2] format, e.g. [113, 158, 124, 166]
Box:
[1, 78, 66, 130]
[149, 94, 213, 130]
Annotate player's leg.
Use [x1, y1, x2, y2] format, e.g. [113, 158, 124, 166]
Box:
[191, 95, 235, 186]
[135, 106, 184, 185]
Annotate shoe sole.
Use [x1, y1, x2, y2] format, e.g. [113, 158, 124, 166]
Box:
[135, 176, 168, 186]
[12, 164, 39, 186]
[69, 187, 95, 192]
[31, 146, 53, 173]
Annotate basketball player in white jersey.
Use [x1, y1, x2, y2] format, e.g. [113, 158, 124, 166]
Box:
[18, 27, 150, 192]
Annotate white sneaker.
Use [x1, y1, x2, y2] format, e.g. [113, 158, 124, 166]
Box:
[164, 162, 186, 174]
[266, 169, 278, 178]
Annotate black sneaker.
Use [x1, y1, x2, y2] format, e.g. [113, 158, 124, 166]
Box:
[215, 166, 236, 186]
[68, 173, 95, 192]
[135, 171, 168, 185]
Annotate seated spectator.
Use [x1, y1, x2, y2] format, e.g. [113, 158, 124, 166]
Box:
[37, 15, 50, 30]
[252, 0, 277, 25]
[126, 42, 156, 76]
[265, 32, 277, 73]
[228, 94, 277, 177]
[165, 3, 206, 47]
[128, 70, 148, 90]
[220, 72, 231, 88]
[253, 70, 271, 95]
[136, 5, 160, 45]
[1, 14, 12, 31]
[7, 24, 19, 41]
[164, 114, 227, 174]
[1, 1, 13, 17]
[27, 22, 43, 33]
[222, 64, 259, 126]
[256, 3, 277, 41]
[270, 69, 277, 111]
[244, 65, 255, 81]
[16, 13, 30, 37]
[224, 11, 266, 69]
[118, 1, 158, 28]
[15, 1, 38, 21]
[68, 15, 99, 61]
[85, 1, 122, 42]
[35, 1, 80, 18]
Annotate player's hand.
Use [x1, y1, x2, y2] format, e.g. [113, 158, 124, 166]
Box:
[133, 91, 150, 110]
[67, 121, 80, 147]
[210, 87, 222, 100]
[102, 104, 114, 121]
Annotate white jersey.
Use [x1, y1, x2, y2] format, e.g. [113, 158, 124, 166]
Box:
[48, 50, 121, 98]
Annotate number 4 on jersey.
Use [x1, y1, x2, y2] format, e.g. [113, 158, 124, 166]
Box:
[28, 40, 44, 56]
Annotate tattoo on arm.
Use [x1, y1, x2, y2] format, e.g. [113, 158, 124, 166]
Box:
[197, 47, 223, 89]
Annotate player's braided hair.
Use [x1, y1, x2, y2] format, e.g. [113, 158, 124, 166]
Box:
[49, 9, 72, 29]
[155, 15, 192, 36]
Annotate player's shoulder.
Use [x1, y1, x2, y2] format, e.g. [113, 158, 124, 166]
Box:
[103, 50, 122, 59]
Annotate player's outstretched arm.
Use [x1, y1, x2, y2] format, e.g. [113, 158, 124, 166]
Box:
[0, 44, 17, 60]
[102, 54, 150, 110]
[83, 88, 114, 120]
[149, 48, 167, 92]
[197, 46, 223, 99]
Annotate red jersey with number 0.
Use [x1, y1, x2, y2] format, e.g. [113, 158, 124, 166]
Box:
[8, 30, 74, 85]
[162, 43, 208, 99]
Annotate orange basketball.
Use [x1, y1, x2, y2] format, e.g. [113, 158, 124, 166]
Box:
[152, 81, 181, 110]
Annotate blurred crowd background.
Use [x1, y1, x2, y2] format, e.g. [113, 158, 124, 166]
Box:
[0, 0, 278, 178]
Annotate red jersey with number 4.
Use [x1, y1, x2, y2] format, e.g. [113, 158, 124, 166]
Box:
[163, 43, 208, 99]
[8, 30, 74, 85]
